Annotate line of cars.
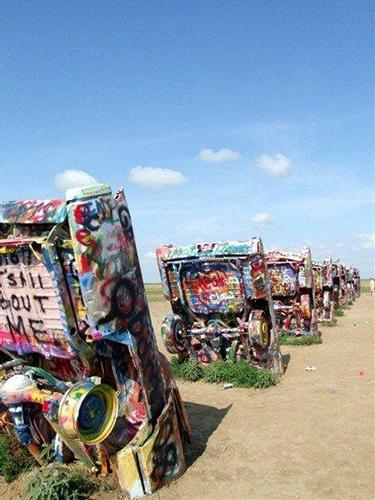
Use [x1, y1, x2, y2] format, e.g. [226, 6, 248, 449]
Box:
[313, 259, 360, 321]
[156, 239, 360, 373]
[0, 185, 361, 498]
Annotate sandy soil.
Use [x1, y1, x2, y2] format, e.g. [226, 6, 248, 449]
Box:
[1, 294, 374, 499]
[150, 294, 375, 500]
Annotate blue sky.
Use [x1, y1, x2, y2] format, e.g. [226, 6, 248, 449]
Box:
[1, 0, 374, 280]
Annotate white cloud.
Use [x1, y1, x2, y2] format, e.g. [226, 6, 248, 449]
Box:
[358, 234, 375, 249]
[256, 153, 291, 176]
[129, 166, 187, 190]
[55, 169, 99, 191]
[145, 251, 156, 259]
[251, 212, 271, 225]
[198, 148, 242, 163]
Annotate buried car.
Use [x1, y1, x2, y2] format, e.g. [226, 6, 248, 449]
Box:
[156, 238, 284, 374]
[332, 261, 347, 309]
[266, 248, 318, 336]
[313, 259, 335, 324]
[353, 267, 361, 298]
[0, 184, 191, 498]
[344, 265, 356, 303]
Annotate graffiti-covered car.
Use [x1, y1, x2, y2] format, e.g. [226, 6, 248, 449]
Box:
[353, 267, 361, 298]
[313, 259, 335, 324]
[332, 262, 347, 309]
[313, 261, 324, 321]
[266, 248, 318, 335]
[0, 184, 191, 498]
[344, 266, 356, 303]
[156, 238, 284, 374]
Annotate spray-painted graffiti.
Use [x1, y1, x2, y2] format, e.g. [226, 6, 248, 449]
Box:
[0, 184, 190, 499]
[313, 260, 336, 324]
[182, 263, 244, 315]
[0, 199, 66, 225]
[266, 248, 318, 336]
[156, 238, 284, 374]
[353, 267, 361, 298]
[0, 249, 74, 358]
[269, 265, 297, 296]
[68, 191, 167, 420]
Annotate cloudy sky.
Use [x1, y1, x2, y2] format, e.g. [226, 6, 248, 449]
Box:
[1, 1, 374, 280]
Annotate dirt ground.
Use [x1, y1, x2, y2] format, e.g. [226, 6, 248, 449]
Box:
[149, 294, 375, 500]
[1, 294, 374, 499]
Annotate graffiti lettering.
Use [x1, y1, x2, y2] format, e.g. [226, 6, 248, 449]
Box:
[182, 265, 243, 315]
[0, 250, 72, 357]
[1, 199, 66, 225]
[269, 265, 297, 297]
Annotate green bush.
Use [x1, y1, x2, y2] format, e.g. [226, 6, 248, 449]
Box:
[204, 360, 276, 389]
[26, 464, 96, 500]
[0, 433, 35, 483]
[170, 357, 203, 382]
[279, 332, 322, 345]
[39, 443, 56, 463]
[320, 320, 337, 327]
[170, 357, 277, 389]
[335, 308, 344, 317]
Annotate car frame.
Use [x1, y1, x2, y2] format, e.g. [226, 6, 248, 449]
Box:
[156, 238, 284, 374]
[0, 184, 190, 498]
[332, 261, 347, 309]
[266, 248, 318, 336]
[313, 259, 335, 324]
[352, 267, 361, 298]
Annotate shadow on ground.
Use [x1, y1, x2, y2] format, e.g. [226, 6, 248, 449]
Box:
[183, 402, 232, 467]
[282, 353, 291, 368]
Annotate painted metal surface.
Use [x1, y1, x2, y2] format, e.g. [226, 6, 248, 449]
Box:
[0, 199, 66, 224]
[313, 259, 335, 324]
[266, 248, 319, 335]
[331, 261, 353, 308]
[0, 248, 76, 359]
[156, 238, 284, 374]
[0, 185, 190, 498]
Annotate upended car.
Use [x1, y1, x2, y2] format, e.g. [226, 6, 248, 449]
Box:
[156, 238, 284, 374]
[0, 184, 191, 499]
[353, 267, 361, 298]
[313, 258, 336, 324]
[332, 261, 347, 309]
[266, 248, 318, 336]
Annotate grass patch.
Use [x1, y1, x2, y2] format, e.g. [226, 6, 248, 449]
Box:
[320, 320, 337, 327]
[170, 357, 203, 382]
[279, 332, 322, 345]
[170, 357, 277, 389]
[203, 360, 277, 389]
[0, 433, 35, 483]
[26, 464, 97, 500]
[335, 308, 344, 317]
